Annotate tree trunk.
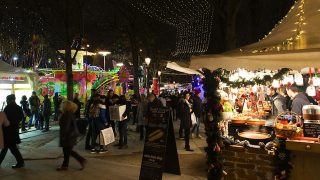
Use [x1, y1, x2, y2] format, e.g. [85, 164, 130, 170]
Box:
[64, 0, 73, 100]
[65, 46, 73, 100]
[129, 33, 140, 97]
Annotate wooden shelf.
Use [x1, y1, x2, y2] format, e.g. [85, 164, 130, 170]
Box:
[286, 140, 320, 153]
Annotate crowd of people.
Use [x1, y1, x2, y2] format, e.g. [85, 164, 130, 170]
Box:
[0, 87, 207, 170]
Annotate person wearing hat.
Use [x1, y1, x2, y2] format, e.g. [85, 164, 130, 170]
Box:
[0, 94, 25, 168]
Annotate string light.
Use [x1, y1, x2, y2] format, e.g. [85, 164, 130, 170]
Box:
[246, 0, 308, 54]
[130, 0, 213, 57]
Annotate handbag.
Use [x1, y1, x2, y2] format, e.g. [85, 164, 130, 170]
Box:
[191, 112, 197, 126]
[99, 127, 115, 145]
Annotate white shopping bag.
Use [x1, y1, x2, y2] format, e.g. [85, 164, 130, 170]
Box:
[109, 105, 126, 121]
[191, 112, 197, 125]
[100, 127, 115, 145]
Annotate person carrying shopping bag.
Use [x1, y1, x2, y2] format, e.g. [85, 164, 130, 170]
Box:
[57, 100, 86, 171]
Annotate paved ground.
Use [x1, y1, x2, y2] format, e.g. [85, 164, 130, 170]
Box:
[1, 120, 208, 180]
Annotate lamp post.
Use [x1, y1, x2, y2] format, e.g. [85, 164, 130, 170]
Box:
[98, 51, 111, 71]
[13, 56, 18, 67]
[145, 57, 151, 95]
[158, 70, 162, 85]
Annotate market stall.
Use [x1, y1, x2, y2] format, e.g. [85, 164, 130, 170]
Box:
[184, 0, 320, 179]
[0, 60, 36, 109]
[37, 66, 120, 101]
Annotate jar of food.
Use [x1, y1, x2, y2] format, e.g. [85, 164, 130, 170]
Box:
[303, 105, 320, 120]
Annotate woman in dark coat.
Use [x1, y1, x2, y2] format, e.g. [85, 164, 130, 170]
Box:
[180, 93, 193, 151]
[57, 100, 86, 171]
[20, 95, 30, 132]
[0, 94, 25, 168]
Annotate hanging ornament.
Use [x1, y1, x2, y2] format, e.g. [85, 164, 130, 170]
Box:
[294, 73, 304, 86]
[312, 77, 320, 86]
[306, 85, 316, 97]
[272, 80, 280, 88]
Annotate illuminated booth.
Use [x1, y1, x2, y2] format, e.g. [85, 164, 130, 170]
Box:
[0, 60, 35, 109]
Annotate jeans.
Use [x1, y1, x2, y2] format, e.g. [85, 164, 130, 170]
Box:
[109, 120, 117, 137]
[184, 127, 190, 149]
[191, 116, 201, 137]
[0, 144, 24, 165]
[179, 118, 184, 138]
[118, 120, 128, 145]
[43, 115, 50, 130]
[28, 110, 39, 129]
[21, 116, 27, 131]
[62, 147, 85, 167]
[139, 125, 145, 140]
[85, 120, 93, 149]
[54, 107, 59, 121]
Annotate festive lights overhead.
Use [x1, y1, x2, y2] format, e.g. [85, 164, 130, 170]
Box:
[130, 0, 213, 56]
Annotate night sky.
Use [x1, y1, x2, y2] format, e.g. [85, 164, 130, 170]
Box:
[0, 0, 294, 68]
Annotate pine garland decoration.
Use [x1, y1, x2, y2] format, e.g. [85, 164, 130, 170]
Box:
[202, 68, 224, 179]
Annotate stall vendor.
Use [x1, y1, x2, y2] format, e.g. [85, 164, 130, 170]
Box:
[267, 87, 286, 116]
[286, 85, 310, 116]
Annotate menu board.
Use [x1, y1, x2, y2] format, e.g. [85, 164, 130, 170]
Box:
[304, 121, 320, 137]
[139, 107, 180, 180]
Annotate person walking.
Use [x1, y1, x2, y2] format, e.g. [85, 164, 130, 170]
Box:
[42, 94, 52, 132]
[28, 91, 41, 129]
[136, 94, 148, 140]
[0, 112, 10, 149]
[180, 93, 193, 151]
[0, 94, 25, 168]
[191, 90, 203, 139]
[20, 95, 30, 132]
[57, 100, 86, 171]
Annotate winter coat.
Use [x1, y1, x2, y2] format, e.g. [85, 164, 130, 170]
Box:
[73, 98, 82, 118]
[59, 111, 79, 147]
[136, 100, 148, 126]
[271, 93, 287, 116]
[29, 95, 40, 112]
[180, 99, 192, 129]
[193, 96, 203, 118]
[20, 99, 31, 117]
[3, 103, 24, 146]
[0, 112, 10, 149]
[291, 93, 310, 116]
[42, 98, 52, 116]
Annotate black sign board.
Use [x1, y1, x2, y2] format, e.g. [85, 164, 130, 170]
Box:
[139, 107, 180, 180]
[304, 122, 320, 137]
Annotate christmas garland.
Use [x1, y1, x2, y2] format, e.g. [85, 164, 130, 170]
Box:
[215, 68, 290, 87]
[202, 68, 224, 179]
